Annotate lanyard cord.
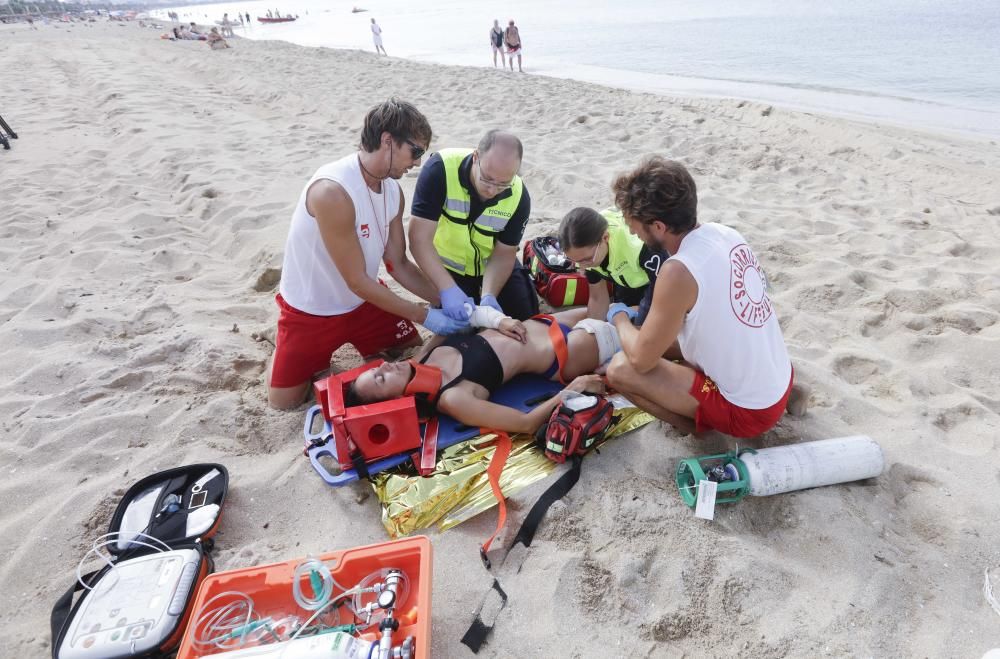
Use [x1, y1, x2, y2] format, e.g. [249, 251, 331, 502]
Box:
[357, 154, 389, 256]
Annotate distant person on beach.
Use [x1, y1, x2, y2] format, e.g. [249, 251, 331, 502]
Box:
[605, 157, 797, 438]
[504, 19, 522, 72]
[189, 21, 201, 34]
[266, 99, 468, 409]
[221, 13, 234, 36]
[408, 130, 539, 322]
[207, 27, 231, 49]
[371, 18, 387, 55]
[245, 12, 251, 23]
[179, 25, 205, 40]
[490, 19, 505, 68]
[266, 10, 273, 18]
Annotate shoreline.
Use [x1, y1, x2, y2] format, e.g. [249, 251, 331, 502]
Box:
[3, 21, 1000, 658]
[153, 7, 1000, 143]
[252, 35, 1000, 142]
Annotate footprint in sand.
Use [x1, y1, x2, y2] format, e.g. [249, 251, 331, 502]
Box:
[832, 354, 891, 386]
[253, 267, 282, 292]
[929, 402, 996, 455]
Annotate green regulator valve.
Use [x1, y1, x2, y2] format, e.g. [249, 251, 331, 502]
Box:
[674, 451, 752, 508]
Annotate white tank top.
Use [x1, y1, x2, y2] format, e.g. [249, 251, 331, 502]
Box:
[668, 223, 791, 409]
[279, 153, 400, 315]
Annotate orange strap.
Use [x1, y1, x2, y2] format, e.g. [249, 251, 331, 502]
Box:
[532, 313, 570, 384]
[479, 430, 513, 568]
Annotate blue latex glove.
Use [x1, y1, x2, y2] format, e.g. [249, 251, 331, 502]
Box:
[479, 294, 503, 313]
[424, 308, 470, 335]
[440, 285, 474, 321]
[607, 303, 638, 324]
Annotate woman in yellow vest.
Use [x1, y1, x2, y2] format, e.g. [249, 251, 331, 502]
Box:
[558, 207, 664, 324]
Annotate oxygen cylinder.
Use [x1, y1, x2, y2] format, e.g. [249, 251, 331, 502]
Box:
[210, 632, 377, 658]
[737, 435, 884, 496]
[675, 435, 884, 507]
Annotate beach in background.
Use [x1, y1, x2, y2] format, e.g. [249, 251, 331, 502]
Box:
[3, 15, 1000, 658]
[154, 0, 1000, 137]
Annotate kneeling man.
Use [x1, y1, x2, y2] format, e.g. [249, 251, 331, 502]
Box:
[605, 157, 793, 438]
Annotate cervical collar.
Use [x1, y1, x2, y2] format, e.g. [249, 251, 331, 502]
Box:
[403, 360, 442, 403]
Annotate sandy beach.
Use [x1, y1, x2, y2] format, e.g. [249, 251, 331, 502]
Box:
[2, 20, 1000, 658]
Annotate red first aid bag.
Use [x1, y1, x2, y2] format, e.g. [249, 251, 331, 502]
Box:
[522, 237, 590, 307]
[541, 394, 616, 463]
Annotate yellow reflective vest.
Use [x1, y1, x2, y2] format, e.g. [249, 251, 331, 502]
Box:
[588, 209, 650, 289]
[432, 148, 524, 277]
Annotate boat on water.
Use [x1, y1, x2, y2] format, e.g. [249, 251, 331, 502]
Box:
[257, 16, 296, 23]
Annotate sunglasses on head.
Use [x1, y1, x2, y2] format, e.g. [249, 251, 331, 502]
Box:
[404, 138, 426, 160]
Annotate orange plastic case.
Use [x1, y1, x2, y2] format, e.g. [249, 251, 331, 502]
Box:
[175, 536, 432, 659]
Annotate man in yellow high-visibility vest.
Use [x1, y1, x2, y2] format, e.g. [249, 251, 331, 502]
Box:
[408, 130, 539, 321]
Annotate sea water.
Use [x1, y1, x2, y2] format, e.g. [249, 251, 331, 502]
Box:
[156, 0, 1000, 138]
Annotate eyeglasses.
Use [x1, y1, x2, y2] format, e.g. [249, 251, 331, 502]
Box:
[404, 139, 426, 160]
[571, 240, 603, 267]
[476, 160, 513, 192]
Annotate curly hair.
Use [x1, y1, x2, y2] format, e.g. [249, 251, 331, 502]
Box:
[359, 98, 433, 153]
[612, 156, 697, 233]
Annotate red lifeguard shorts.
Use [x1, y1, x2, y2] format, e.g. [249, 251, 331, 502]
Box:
[270, 293, 418, 388]
[690, 369, 794, 438]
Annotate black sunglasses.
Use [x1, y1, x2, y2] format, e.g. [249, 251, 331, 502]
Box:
[404, 139, 426, 160]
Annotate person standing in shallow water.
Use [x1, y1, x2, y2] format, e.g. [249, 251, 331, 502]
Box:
[489, 20, 505, 68]
[371, 18, 387, 55]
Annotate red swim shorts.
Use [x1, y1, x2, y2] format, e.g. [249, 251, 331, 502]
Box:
[270, 294, 418, 388]
[690, 369, 794, 438]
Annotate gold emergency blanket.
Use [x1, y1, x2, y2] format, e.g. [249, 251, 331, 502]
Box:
[372, 407, 655, 538]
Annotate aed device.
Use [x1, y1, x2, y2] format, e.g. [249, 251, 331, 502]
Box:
[51, 464, 229, 659]
[59, 549, 201, 659]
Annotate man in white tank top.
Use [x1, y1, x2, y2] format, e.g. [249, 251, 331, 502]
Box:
[604, 157, 800, 438]
[266, 99, 469, 409]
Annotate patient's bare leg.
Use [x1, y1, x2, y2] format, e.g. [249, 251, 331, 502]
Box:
[562, 329, 600, 378]
[605, 352, 699, 434]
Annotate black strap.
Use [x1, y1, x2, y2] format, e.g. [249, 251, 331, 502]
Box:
[304, 434, 330, 452]
[511, 455, 582, 549]
[351, 452, 371, 481]
[459, 579, 508, 652]
[460, 455, 583, 653]
[51, 570, 100, 658]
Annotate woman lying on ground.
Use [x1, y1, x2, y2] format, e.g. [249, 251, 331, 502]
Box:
[347, 306, 626, 434]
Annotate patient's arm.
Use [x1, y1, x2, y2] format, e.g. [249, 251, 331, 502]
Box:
[438, 388, 561, 434]
[438, 375, 606, 434]
[467, 304, 526, 342]
[466, 303, 507, 328]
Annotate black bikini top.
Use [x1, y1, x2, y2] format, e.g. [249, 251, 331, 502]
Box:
[421, 333, 505, 397]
